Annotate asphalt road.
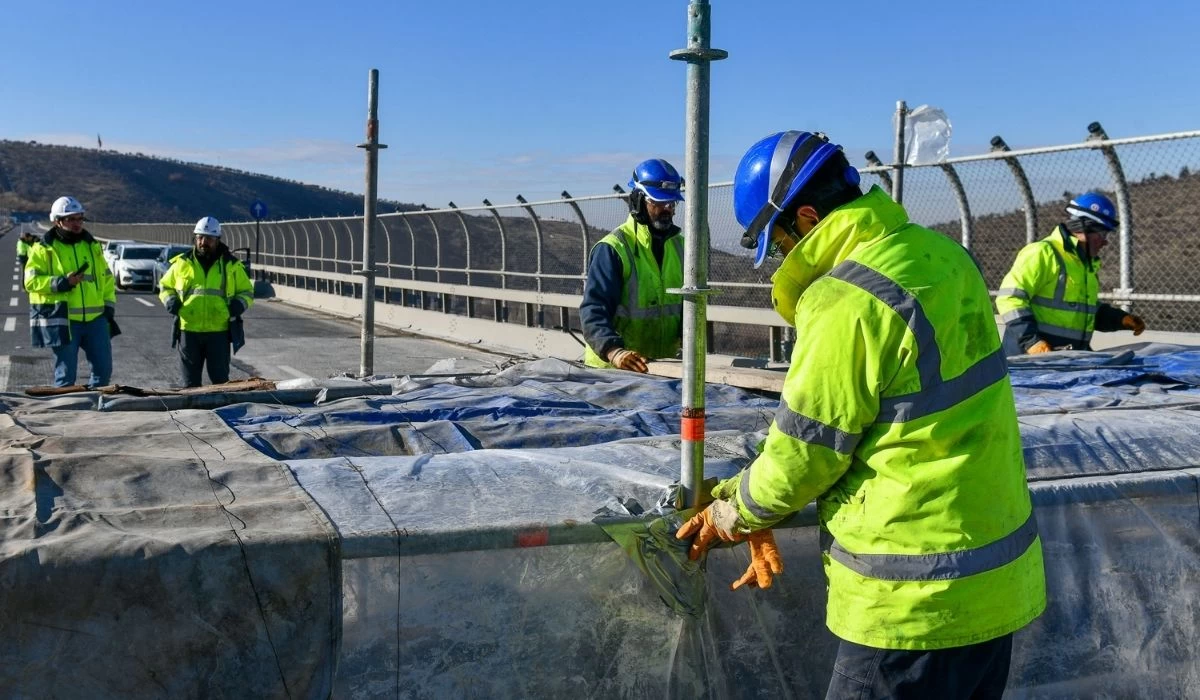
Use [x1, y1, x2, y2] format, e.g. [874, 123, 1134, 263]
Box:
[0, 231, 514, 392]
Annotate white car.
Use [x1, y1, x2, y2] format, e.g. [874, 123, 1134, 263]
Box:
[152, 244, 193, 292]
[102, 239, 136, 273]
[112, 244, 165, 290]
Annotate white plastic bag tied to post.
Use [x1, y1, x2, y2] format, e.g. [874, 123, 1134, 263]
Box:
[897, 105, 952, 165]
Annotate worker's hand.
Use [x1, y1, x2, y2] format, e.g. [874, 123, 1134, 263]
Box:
[1027, 340, 1053, 355]
[676, 499, 745, 561]
[51, 275, 75, 293]
[164, 296, 182, 316]
[1122, 314, 1146, 336]
[228, 298, 246, 318]
[730, 529, 784, 591]
[607, 347, 649, 373]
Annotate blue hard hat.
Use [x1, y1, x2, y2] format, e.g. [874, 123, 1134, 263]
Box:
[1066, 192, 1119, 231]
[629, 159, 685, 202]
[733, 131, 858, 268]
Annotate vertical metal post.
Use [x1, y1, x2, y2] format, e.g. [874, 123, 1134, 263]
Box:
[254, 220, 262, 281]
[892, 100, 907, 205]
[482, 199, 508, 321]
[863, 151, 893, 196]
[669, 0, 727, 510]
[1088, 121, 1134, 305]
[515, 194, 543, 327]
[938, 163, 974, 250]
[448, 203, 475, 317]
[990, 136, 1039, 244]
[356, 68, 387, 376]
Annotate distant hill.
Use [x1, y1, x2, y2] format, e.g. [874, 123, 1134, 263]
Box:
[0, 140, 417, 223]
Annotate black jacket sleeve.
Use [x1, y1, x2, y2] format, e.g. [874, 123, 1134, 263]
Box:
[1095, 302, 1128, 333]
[579, 244, 625, 358]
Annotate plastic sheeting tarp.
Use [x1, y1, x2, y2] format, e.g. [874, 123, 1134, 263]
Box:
[0, 400, 340, 698]
[4, 350, 1200, 698]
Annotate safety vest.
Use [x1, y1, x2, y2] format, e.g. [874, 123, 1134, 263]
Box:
[995, 227, 1099, 348]
[158, 250, 253, 333]
[582, 216, 684, 367]
[23, 231, 115, 348]
[722, 186, 1045, 650]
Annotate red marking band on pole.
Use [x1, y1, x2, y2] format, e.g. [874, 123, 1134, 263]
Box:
[681, 416, 705, 441]
[515, 528, 549, 548]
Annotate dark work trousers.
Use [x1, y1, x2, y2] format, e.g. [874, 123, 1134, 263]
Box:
[178, 329, 231, 387]
[825, 633, 1013, 700]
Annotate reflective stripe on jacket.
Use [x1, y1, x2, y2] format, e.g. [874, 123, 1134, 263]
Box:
[582, 215, 684, 367]
[23, 229, 115, 348]
[996, 227, 1098, 351]
[158, 250, 253, 333]
[720, 186, 1045, 650]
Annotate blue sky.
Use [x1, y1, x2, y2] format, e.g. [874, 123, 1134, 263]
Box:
[3, 1, 1199, 214]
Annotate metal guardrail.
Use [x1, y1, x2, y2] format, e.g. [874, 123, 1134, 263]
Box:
[90, 127, 1200, 358]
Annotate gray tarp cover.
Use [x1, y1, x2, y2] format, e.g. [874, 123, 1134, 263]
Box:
[4, 349, 1200, 698]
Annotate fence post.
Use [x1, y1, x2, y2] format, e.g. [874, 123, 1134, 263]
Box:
[561, 190, 590, 332]
[892, 100, 907, 205]
[990, 136, 1039, 244]
[938, 163, 974, 249]
[1088, 121, 1134, 308]
[669, 0, 727, 510]
[482, 199, 508, 322]
[515, 194, 543, 328]
[448, 202, 474, 317]
[864, 150, 893, 196]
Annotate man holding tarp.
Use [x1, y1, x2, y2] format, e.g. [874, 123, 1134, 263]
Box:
[678, 130, 1046, 699]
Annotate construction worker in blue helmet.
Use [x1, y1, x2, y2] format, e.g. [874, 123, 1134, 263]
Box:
[579, 158, 685, 372]
[995, 191, 1145, 356]
[676, 131, 1045, 699]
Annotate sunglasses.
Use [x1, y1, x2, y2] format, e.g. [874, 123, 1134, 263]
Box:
[61, 215, 85, 223]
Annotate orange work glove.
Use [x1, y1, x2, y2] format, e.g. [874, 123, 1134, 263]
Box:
[607, 347, 649, 373]
[1122, 314, 1146, 335]
[1027, 340, 1053, 355]
[676, 499, 745, 561]
[730, 529, 784, 590]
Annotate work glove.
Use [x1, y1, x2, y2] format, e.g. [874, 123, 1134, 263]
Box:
[606, 347, 649, 373]
[1027, 339, 1053, 355]
[228, 298, 246, 318]
[103, 306, 115, 321]
[730, 530, 784, 590]
[1122, 314, 1146, 335]
[676, 499, 746, 561]
[164, 296, 182, 316]
[51, 275, 73, 293]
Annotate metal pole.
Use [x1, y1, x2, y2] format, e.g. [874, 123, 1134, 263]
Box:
[1088, 121, 1134, 306]
[254, 219, 262, 281]
[669, 0, 727, 510]
[356, 68, 388, 377]
[892, 100, 907, 204]
[991, 136, 1039, 244]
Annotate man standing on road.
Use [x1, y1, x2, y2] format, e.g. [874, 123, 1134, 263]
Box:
[995, 191, 1145, 356]
[23, 196, 116, 388]
[16, 229, 38, 271]
[159, 216, 253, 387]
[677, 131, 1046, 699]
[580, 158, 685, 373]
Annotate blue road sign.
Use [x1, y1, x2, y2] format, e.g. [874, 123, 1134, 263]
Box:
[250, 199, 269, 220]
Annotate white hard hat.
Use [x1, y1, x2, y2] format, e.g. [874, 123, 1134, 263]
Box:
[193, 216, 222, 237]
[50, 196, 85, 222]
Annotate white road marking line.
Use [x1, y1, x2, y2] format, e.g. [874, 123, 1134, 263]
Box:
[135, 297, 155, 307]
[276, 364, 311, 378]
[0, 356, 9, 392]
[8, 298, 16, 307]
[11, 285, 17, 292]
[3, 317, 15, 332]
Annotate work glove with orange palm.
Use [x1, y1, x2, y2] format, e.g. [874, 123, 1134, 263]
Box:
[676, 499, 784, 590]
[1122, 314, 1146, 335]
[607, 347, 649, 373]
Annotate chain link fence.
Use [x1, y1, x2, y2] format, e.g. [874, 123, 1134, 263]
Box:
[91, 129, 1200, 357]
